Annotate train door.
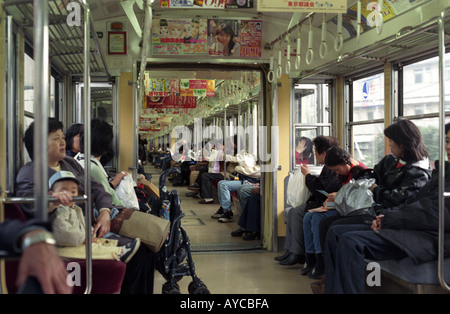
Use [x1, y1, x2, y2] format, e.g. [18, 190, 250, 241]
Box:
[73, 81, 119, 173]
[138, 66, 267, 250]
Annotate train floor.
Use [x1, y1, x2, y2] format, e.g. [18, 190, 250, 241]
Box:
[144, 164, 315, 294]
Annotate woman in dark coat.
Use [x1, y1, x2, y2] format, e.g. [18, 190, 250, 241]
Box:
[324, 160, 450, 293]
[319, 119, 432, 248]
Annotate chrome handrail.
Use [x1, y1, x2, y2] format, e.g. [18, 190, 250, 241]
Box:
[2, 196, 88, 204]
[82, 0, 92, 295]
[33, 0, 50, 223]
[437, 6, 450, 293]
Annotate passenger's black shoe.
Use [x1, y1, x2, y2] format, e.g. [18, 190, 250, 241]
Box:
[231, 227, 245, 237]
[187, 183, 200, 191]
[243, 232, 260, 241]
[211, 207, 224, 219]
[218, 211, 233, 223]
[274, 250, 291, 261]
[279, 253, 305, 265]
[301, 253, 316, 275]
[309, 253, 325, 279]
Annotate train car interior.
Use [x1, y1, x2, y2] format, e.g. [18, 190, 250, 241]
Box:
[1, 0, 450, 295]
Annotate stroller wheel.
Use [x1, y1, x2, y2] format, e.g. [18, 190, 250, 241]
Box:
[162, 281, 181, 294]
[188, 280, 210, 294]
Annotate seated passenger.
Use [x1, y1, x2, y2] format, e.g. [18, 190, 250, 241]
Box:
[212, 152, 260, 223]
[324, 158, 450, 294]
[0, 218, 72, 294]
[231, 186, 261, 240]
[48, 171, 140, 263]
[15, 118, 155, 294]
[319, 118, 431, 243]
[302, 146, 367, 279]
[65, 123, 83, 158]
[276, 135, 341, 266]
[197, 141, 225, 204]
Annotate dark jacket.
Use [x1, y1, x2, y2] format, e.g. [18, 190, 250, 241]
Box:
[372, 154, 431, 208]
[377, 161, 450, 264]
[0, 219, 50, 253]
[304, 166, 342, 210]
[15, 156, 113, 218]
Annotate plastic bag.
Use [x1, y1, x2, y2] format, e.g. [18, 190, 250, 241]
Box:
[115, 173, 139, 210]
[334, 178, 376, 217]
[286, 169, 311, 209]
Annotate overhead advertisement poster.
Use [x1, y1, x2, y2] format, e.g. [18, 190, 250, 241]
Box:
[152, 18, 208, 55]
[160, 0, 253, 8]
[152, 18, 261, 58]
[258, 0, 347, 13]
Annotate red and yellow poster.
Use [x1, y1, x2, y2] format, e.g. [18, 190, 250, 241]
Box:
[144, 95, 197, 109]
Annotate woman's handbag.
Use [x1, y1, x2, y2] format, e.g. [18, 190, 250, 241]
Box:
[334, 178, 376, 217]
[110, 208, 170, 253]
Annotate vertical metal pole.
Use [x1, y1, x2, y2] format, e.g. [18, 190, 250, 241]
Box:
[83, 1, 93, 295]
[6, 16, 14, 195]
[33, 0, 49, 222]
[437, 9, 450, 293]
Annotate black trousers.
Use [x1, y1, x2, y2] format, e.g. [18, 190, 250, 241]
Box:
[110, 235, 155, 294]
[319, 214, 376, 251]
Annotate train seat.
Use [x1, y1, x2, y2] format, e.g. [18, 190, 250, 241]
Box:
[3, 203, 126, 294]
[366, 257, 450, 294]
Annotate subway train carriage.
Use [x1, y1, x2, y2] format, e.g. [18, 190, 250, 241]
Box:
[1, 0, 450, 297]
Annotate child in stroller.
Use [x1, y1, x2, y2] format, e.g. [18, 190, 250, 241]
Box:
[150, 168, 210, 294]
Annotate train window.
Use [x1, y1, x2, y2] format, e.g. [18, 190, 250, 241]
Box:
[352, 123, 385, 168]
[349, 73, 385, 168]
[352, 74, 384, 122]
[402, 54, 450, 116]
[24, 53, 35, 117]
[397, 52, 450, 165]
[293, 84, 329, 125]
[291, 83, 331, 169]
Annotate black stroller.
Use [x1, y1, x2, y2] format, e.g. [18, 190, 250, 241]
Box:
[150, 168, 210, 294]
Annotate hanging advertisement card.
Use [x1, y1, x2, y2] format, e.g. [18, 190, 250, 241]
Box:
[258, 0, 347, 13]
[226, 0, 253, 8]
[239, 20, 262, 57]
[145, 96, 197, 109]
[208, 19, 261, 58]
[161, 0, 226, 8]
[152, 18, 207, 55]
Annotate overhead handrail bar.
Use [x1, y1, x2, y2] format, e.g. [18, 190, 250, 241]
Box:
[2, 196, 88, 204]
[33, 0, 50, 223]
[82, 0, 93, 295]
[438, 6, 450, 293]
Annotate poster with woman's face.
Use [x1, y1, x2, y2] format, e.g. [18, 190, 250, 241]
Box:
[207, 19, 261, 58]
[152, 18, 260, 58]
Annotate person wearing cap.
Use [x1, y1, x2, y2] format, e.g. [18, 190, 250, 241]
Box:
[48, 171, 141, 263]
[16, 118, 113, 239]
[15, 118, 156, 294]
